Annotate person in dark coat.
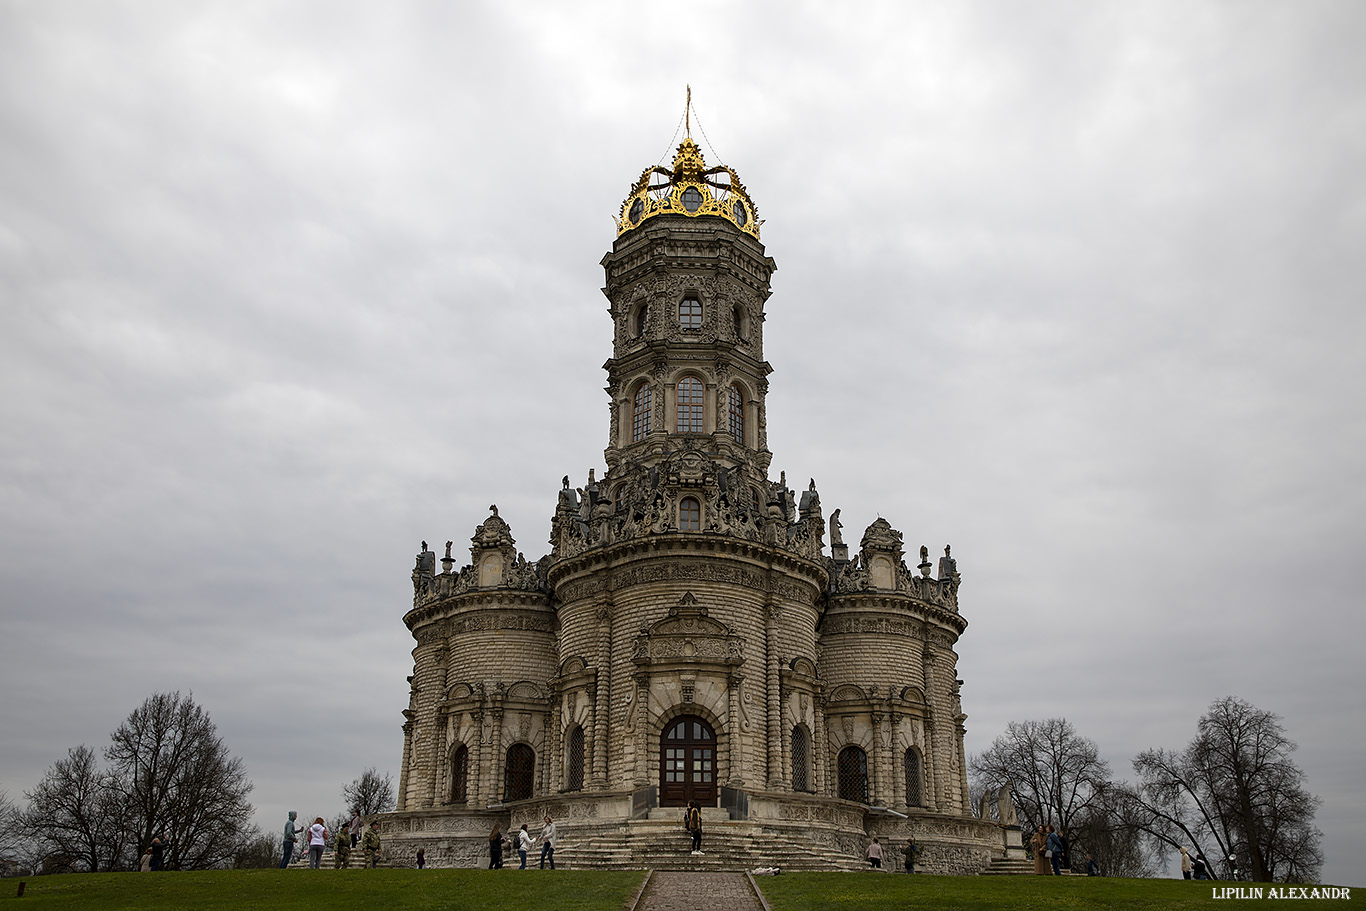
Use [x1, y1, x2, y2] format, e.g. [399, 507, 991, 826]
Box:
[1045, 826, 1063, 876]
[488, 824, 504, 869]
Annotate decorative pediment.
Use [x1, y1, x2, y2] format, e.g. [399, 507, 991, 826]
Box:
[633, 592, 745, 666]
[828, 683, 867, 703]
[507, 681, 547, 701]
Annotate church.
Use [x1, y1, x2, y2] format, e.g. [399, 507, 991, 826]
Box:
[383, 115, 1007, 872]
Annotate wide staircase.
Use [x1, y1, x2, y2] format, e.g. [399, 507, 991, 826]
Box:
[552, 809, 866, 872]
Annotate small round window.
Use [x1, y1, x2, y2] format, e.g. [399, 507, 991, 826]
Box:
[732, 201, 748, 226]
[629, 198, 644, 225]
[681, 187, 703, 213]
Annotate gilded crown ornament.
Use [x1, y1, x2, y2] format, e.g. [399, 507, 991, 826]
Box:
[616, 89, 762, 239]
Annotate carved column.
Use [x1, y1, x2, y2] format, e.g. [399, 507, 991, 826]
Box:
[488, 704, 504, 804]
[777, 671, 792, 790]
[424, 640, 448, 808]
[764, 601, 782, 789]
[591, 603, 613, 788]
[470, 707, 486, 807]
[547, 690, 563, 793]
[890, 713, 905, 808]
[815, 697, 831, 796]
[870, 711, 885, 804]
[726, 672, 744, 786]
[633, 672, 651, 787]
[397, 714, 414, 811]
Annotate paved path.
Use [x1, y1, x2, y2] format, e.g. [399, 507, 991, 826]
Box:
[635, 871, 766, 911]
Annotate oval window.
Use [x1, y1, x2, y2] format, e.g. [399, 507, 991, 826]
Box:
[732, 201, 748, 226]
[681, 186, 703, 213]
[629, 198, 644, 224]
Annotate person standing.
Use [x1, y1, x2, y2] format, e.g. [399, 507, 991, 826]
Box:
[1180, 846, 1193, 879]
[140, 848, 152, 872]
[488, 824, 504, 869]
[901, 837, 918, 873]
[333, 825, 351, 869]
[516, 824, 531, 869]
[685, 801, 703, 856]
[1031, 825, 1049, 875]
[866, 837, 883, 869]
[539, 815, 556, 869]
[362, 822, 382, 868]
[1085, 853, 1101, 876]
[1045, 825, 1063, 876]
[149, 836, 165, 871]
[416, 848, 425, 869]
[308, 818, 328, 869]
[280, 811, 300, 868]
[349, 812, 361, 849]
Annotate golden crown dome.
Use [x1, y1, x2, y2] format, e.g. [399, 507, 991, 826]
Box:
[616, 115, 761, 240]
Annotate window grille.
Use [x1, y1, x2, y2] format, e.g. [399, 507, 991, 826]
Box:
[679, 297, 702, 330]
[633, 302, 649, 338]
[503, 743, 534, 802]
[449, 743, 468, 803]
[837, 745, 869, 803]
[904, 748, 923, 807]
[632, 385, 652, 441]
[676, 377, 704, 433]
[567, 727, 585, 791]
[679, 497, 701, 531]
[728, 385, 744, 445]
[791, 727, 809, 792]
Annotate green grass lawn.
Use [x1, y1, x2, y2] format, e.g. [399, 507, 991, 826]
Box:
[0, 869, 1353, 910]
[0, 869, 645, 911]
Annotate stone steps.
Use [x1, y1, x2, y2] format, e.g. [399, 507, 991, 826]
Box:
[550, 818, 866, 872]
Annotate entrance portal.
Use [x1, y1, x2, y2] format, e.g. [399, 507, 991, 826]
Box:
[659, 715, 716, 806]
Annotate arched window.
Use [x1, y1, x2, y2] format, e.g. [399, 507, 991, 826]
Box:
[679, 296, 702, 330]
[632, 384, 653, 441]
[732, 304, 745, 339]
[679, 496, 701, 531]
[904, 748, 924, 807]
[449, 743, 468, 803]
[632, 302, 649, 338]
[837, 745, 869, 803]
[567, 726, 586, 792]
[676, 377, 704, 433]
[503, 743, 534, 802]
[727, 385, 744, 445]
[791, 726, 809, 792]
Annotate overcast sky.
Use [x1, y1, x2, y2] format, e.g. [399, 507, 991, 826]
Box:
[2, 0, 1362, 886]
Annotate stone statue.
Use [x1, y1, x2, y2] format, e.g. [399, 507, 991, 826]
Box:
[996, 782, 1018, 826]
[444, 541, 453, 560]
[829, 509, 844, 547]
[489, 504, 499, 518]
[939, 544, 958, 580]
[978, 790, 993, 820]
[920, 544, 929, 564]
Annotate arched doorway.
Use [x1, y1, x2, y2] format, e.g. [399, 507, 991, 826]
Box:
[660, 715, 716, 806]
[503, 743, 534, 802]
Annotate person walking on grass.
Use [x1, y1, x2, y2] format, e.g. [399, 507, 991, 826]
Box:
[333, 824, 351, 868]
[901, 837, 919, 873]
[362, 821, 382, 868]
[866, 837, 883, 869]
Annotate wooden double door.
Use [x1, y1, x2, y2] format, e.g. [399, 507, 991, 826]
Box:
[659, 715, 716, 806]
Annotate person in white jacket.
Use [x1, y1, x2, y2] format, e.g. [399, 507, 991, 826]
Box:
[539, 815, 557, 869]
[517, 824, 531, 869]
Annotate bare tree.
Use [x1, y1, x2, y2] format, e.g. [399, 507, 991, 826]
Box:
[1128, 697, 1323, 883]
[20, 745, 129, 872]
[342, 767, 395, 818]
[105, 691, 255, 870]
[969, 717, 1111, 840]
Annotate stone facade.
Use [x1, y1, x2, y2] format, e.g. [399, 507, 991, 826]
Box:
[383, 132, 1000, 870]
